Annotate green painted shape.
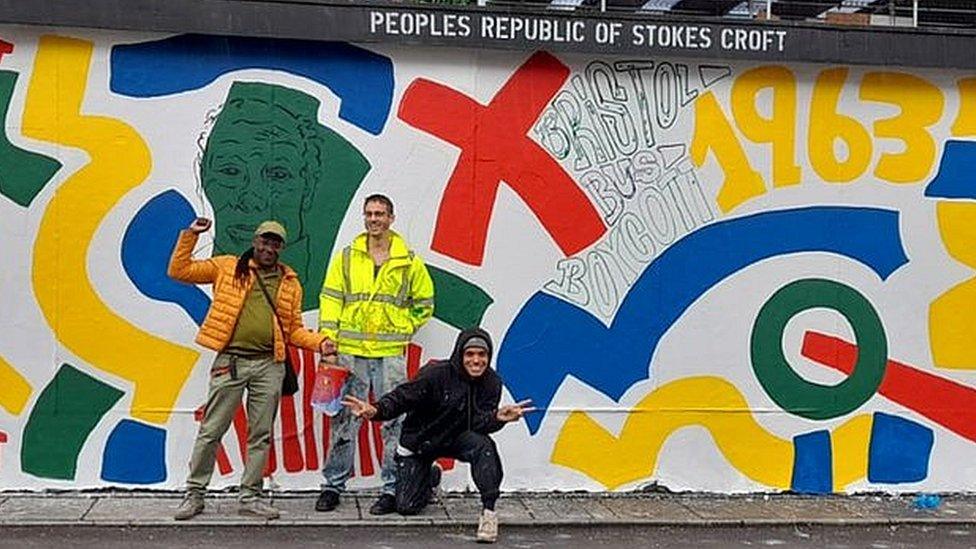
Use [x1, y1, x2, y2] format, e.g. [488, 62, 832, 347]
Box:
[751, 278, 887, 421]
[21, 364, 124, 480]
[428, 264, 494, 330]
[0, 70, 62, 207]
[201, 81, 370, 310]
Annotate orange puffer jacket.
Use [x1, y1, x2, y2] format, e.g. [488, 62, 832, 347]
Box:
[167, 230, 324, 361]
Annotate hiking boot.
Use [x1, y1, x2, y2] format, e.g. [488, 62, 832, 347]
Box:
[238, 499, 280, 520]
[428, 463, 442, 504]
[173, 495, 204, 521]
[369, 493, 397, 515]
[476, 509, 498, 543]
[315, 490, 340, 512]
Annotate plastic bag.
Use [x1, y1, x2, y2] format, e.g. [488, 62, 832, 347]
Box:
[311, 364, 349, 416]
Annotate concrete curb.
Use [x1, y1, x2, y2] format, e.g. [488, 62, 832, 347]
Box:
[1, 518, 971, 528]
[1, 493, 972, 528]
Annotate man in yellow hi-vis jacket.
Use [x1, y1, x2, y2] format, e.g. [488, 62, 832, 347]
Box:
[316, 194, 434, 516]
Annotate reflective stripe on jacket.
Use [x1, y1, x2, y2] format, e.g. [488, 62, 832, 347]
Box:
[318, 231, 434, 357]
[167, 230, 324, 361]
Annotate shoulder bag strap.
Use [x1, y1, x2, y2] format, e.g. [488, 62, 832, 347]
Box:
[254, 268, 290, 344]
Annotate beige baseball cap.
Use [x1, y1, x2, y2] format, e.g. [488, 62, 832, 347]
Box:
[254, 220, 287, 243]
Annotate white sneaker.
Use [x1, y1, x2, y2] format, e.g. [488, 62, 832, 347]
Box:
[476, 509, 498, 543]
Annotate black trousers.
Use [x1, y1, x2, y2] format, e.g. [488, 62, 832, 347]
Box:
[395, 431, 502, 515]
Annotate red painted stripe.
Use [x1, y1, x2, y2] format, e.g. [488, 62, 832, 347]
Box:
[216, 443, 233, 475]
[407, 343, 422, 380]
[232, 404, 248, 462]
[302, 348, 319, 470]
[279, 394, 303, 472]
[357, 418, 373, 477]
[802, 330, 976, 443]
[279, 348, 304, 472]
[371, 417, 384, 468]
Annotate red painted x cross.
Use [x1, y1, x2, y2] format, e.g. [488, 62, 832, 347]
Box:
[399, 51, 606, 266]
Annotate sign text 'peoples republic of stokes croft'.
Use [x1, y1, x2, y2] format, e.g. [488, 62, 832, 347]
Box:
[368, 10, 788, 55]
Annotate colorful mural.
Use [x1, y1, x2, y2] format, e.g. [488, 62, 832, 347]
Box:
[1, 26, 975, 494]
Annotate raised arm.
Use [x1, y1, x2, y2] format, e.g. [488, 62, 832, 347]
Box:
[167, 218, 219, 284]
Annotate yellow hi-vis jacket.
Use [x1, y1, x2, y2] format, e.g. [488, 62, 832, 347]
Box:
[319, 231, 434, 357]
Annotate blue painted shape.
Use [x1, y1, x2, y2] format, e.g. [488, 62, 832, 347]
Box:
[924, 140, 976, 199]
[791, 430, 832, 494]
[867, 412, 934, 484]
[110, 34, 394, 135]
[122, 190, 210, 326]
[499, 206, 909, 433]
[101, 419, 167, 484]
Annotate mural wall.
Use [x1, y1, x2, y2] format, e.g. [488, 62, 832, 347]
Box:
[1, 26, 975, 494]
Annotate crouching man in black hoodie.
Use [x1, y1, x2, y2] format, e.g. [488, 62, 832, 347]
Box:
[342, 327, 532, 543]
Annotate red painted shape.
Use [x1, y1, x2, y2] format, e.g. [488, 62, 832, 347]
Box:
[279, 396, 303, 472]
[802, 330, 976, 443]
[215, 444, 233, 476]
[407, 343, 423, 380]
[0, 40, 12, 62]
[279, 348, 304, 472]
[357, 418, 374, 477]
[371, 417, 384, 467]
[232, 405, 248, 462]
[0, 431, 6, 443]
[398, 51, 606, 266]
[301, 348, 319, 470]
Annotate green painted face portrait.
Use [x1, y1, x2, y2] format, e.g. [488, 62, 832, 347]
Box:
[200, 81, 370, 309]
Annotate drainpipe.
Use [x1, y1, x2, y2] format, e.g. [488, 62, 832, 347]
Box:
[912, 0, 918, 27]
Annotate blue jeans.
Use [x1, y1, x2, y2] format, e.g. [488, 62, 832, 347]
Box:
[321, 353, 407, 495]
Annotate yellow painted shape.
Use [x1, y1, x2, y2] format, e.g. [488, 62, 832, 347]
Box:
[808, 68, 872, 183]
[929, 202, 976, 369]
[860, 72, 943, 184]
[24, 36, 198, 424]
[0, 354, 32, 415]
[551, 376, 794, 490]
[731, 65, 801, 188]
[690, 92, 766, 213]
[830, 413, 872, 492]
[952, 78, 976, 136]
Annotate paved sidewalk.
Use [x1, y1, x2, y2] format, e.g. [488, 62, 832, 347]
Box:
[1, 492, 975, 527]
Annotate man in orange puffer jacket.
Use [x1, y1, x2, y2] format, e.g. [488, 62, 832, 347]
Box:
[168, 217, 335, 520]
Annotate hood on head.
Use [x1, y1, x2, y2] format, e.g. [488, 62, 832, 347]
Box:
[449, 327, 493, 374]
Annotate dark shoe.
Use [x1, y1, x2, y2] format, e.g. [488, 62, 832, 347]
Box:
[315, 490, 339, 512]
[369, 493, 397, 515]
[428, 463, 442, 504]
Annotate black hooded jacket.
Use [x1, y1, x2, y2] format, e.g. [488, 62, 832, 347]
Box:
[373, 327, 506, 456]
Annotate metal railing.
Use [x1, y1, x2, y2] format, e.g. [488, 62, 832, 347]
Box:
[245, 0, 976, 29]
[480, 0, 976, 29]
